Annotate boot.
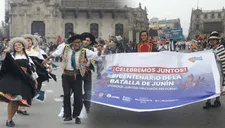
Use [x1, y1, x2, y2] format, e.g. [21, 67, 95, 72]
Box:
[75, 117, 81, 124]
[212, 100, 221, 108]
[203, 102, 211, 109]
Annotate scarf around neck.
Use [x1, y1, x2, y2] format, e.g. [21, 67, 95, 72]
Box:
[70, 44, 81, 70]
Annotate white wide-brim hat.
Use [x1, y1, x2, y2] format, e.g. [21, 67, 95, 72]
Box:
[22, 34, 35, 44]
[208, 36, 219, 40]
[9, 37, 28, 51]
[33, 34, 41, 46]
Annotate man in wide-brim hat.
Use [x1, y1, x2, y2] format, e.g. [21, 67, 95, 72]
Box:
[203, 31, 225, 109]
[81, 32, 97, 46]
[80, 32, 98, 113]
[42, 34, 103, 124]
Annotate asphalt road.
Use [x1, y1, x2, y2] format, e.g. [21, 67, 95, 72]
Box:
[0, 53, 225, 128]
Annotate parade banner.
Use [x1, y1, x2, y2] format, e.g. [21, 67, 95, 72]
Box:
[91, 51, 221, 112]
[158, 28, 184, 40]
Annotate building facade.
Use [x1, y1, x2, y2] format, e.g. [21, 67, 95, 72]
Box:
[188, 8, 225, 39]
[149, 17, 181, 30]
[148, 17, 182, 39]
[5, 0, 149, 42]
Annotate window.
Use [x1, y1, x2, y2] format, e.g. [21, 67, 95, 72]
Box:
[204, 14, 208, 19]
[218, 13, 222, 18]
[196, 14, 199, 18]
[90, 23, 99, 38]
[115, 23, 124, 36]
[196, 24, 200, 30]
[211, 14, 215, 18]
[31, 21, 45, 37]
[65, 23, 73, 38]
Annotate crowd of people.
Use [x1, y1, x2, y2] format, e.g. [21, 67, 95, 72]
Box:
[0, 30, 225, 127]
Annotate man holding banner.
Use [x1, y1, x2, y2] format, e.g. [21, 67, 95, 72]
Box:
[81, 32, 97, 114]
[203, 31, 225, 109]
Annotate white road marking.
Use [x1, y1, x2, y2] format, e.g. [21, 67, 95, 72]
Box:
[54, 98, 63, 102]
[46, 90, 54, 93]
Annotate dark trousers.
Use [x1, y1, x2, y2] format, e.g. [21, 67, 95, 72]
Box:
[62, 74, 83, 118]
[83, 71, 92, 111]
[37, 78, 43, 91]
[96, 61, 104, 79]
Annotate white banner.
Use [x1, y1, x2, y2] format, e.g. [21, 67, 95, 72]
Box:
[91, 51, 221, 112]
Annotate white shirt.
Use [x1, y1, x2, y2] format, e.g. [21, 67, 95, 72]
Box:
[33, 46, 47, 56]
[52, 45, 102, 70]
[26, 49, 44, 60]
[86, 47, 98, 66]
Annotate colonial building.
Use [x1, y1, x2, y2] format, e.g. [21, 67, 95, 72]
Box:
[5, 0, 149, 42]
[188, 8, 225, 39]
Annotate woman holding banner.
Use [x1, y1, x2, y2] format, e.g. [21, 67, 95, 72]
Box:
[133, 30, 158, 52]
[203, 31, 225, 109]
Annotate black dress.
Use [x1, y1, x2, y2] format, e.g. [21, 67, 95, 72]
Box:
[0, 53, 35, 107]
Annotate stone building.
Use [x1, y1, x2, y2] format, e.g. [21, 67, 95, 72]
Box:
[188, 8, 225, 39]
[149, 17, 181, 30]
[149, 17, 182, 38]
[5, 0, 149, 43]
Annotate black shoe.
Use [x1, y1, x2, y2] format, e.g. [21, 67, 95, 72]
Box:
[75, 117, 81, 124]
[6, 120, 15, 127]
[63, 117, 72, 121]
[17, 110, 29, 115]
[212, 100, 221, 108]
[203, 102, 211, 109]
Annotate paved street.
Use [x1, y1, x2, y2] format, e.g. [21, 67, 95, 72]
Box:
[0, 61, 225, 128]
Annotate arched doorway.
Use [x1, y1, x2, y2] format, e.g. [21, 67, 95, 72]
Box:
[65, 23, 73, 38]
[90, 23, 99, 38]
[31, 21, 45, 37]
[115, 23, 124, 36]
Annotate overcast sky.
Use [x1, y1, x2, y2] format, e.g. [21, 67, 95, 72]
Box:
[0, 0, 4, 24]
[129, 0, 225, 36]
[0, 0, 224, 36]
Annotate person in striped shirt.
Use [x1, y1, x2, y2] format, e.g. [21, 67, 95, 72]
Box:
[203, 31, 225, 109]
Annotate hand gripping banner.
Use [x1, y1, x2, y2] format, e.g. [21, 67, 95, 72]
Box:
[91, 51, 221, 112]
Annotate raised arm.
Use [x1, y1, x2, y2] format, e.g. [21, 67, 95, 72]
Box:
[42, 44, 65, 65]
[85, 45, 103, 61]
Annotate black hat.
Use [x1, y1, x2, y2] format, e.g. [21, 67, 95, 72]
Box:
[98, 39, 105, 45]
[69, 32, 75, 36]
[81, 32, 97, 45]
[67, 34, 83, 43]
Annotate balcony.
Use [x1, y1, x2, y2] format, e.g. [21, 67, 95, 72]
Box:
[60, 0, 125, 10]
